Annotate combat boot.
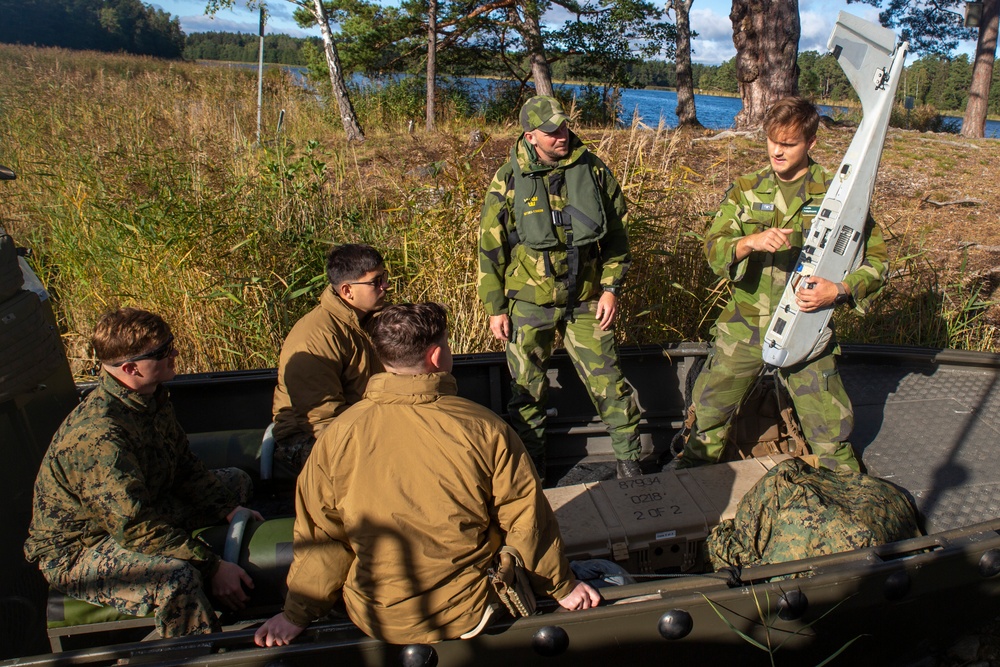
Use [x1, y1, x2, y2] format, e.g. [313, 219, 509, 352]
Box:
[530, 452, 546, 485]
[616, 459, 642, 479]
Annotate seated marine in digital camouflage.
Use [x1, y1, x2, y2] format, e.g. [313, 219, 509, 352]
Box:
[24, 307, 263, 638]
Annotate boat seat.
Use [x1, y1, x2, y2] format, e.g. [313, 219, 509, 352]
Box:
[186, 425, 299, 485]
[44, 512, 249, 652]
[187, 428, 266, 478]
[232, 516, 295, 608]
[45, 594, 156, 652]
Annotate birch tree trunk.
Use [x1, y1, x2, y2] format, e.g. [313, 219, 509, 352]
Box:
[312, 0, 365, 143]
[730, 0, 799, 131]
[960, 0, 999, 138]
[426, 0, 437, 131]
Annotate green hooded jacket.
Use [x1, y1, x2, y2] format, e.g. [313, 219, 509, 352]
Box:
[477, 132, 631, 315]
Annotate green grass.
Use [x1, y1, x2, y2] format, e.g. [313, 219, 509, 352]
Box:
[1, 43, 996, 378]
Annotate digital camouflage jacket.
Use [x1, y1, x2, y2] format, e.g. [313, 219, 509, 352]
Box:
[25, 372, 238, 578]
[477, 132, 631, 315]
[706, 160, 888, 345]
[707, 458, 921, 571]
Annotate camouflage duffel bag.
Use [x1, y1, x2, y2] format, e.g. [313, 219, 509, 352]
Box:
[707, 458, 922, 572]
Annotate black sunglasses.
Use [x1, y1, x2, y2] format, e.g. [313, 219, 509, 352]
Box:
[348, 271, 390, 289]
[110, 335, 175, 367]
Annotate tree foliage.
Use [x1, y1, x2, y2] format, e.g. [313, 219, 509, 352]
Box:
[560, 0, 676, 87]
[0, 0, 184, 57]
[847, 0, 975, 53]
[184, 31, 320, 64]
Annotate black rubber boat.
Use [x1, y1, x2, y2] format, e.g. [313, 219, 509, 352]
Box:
[3, 223, 1000, 666]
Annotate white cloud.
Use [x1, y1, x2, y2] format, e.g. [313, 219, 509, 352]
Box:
[691, 39, 736, 65]
[689, 7, 735, 64]
[690, 7, 733, 41]
[799, 11, 836, 53]
[179, 15, 256, 34]
[179, 14, 313, 37]
[154, 1, 316, 37]
[687, 2, 891, 64]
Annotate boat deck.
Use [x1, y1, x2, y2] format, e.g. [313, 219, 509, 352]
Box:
[163, 343, 1000, 536]
[846, 351, 1000, 534]
[534, 345, 1000, 538]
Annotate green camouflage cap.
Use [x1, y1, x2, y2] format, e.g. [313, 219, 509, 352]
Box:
[520, 96, 569, 132]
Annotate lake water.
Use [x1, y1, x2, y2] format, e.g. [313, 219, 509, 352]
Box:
[462, 78, 1000, 137]
[280, 67, 999, 138]
[612, 86, 1000, 138]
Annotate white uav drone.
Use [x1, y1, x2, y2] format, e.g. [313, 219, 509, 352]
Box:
[761, 13, 908, 368]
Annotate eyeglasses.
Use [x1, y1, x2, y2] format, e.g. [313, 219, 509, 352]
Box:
[348, 272, 390, 289]
[109, 335, 175, 366]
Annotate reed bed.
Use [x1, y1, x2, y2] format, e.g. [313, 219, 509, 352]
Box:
[1, 44, 997, 378]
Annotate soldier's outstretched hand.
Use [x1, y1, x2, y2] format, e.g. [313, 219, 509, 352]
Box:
[489, 314, 511, 341]
[557, 580, 602, 611]
[254, 612, 307, 647]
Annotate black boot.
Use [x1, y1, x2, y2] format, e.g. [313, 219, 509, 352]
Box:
[616, 459, 642, 479]
[530, 453, 547, 485]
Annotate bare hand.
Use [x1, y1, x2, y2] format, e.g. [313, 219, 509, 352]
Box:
[211, 560, 253, 611]
[226, 505, 265, 522]
[254, 612, 307, 647]
[795, 276, 839, 312]
[489, 314, 511, 342]
[738, 227, 794, 259]
[557, 581, 602, 611]
[596, 291, 617, 331]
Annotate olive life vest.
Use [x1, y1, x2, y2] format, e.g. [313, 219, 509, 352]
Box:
[508, 142, 608, 251]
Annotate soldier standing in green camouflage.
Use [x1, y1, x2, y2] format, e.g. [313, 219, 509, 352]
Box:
[25, 308, 263, 638]
[477, 95, 642, 482]
[676, 97, 888, 472]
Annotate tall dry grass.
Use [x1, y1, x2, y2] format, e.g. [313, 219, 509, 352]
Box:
[1, 44, 996, 379]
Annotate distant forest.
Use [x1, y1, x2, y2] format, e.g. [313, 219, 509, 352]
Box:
[0, 0, 184, 57]
[1, 0, 997, 115]
[184, 32, 319, 66]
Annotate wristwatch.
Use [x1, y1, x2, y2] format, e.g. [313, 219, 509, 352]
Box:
[834, 283, 850, 305]
[604, 285, 620, 296]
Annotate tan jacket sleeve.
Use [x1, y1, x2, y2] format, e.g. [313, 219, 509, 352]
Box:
[491, 424, 576, 601]
[281, 459, 356, 626]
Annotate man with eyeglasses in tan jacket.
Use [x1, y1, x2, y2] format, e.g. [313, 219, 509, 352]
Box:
[271, 243, 388, 471]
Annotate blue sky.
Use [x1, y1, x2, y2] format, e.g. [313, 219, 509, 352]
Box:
[152, 0, 966, 66]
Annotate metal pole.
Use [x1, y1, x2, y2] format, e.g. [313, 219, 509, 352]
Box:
[257, 7, 265, 145]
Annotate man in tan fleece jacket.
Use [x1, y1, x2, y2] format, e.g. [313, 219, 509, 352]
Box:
[271, 244, 388, 471]
[255, 302, 600, 647]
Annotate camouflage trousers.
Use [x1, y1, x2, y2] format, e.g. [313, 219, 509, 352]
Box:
[273, 431, 317, 472]
[506, 300, 640, 463]
[680, 338, 859, 471]
[43, 467, 252, 638]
